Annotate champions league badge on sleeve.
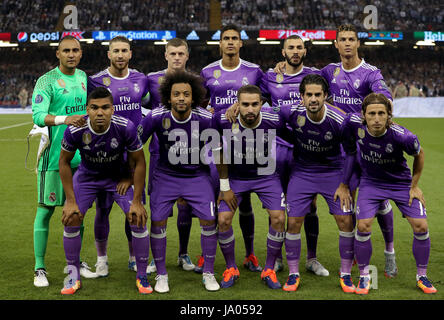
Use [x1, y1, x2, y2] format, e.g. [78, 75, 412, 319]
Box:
[35, 94, 43, 104]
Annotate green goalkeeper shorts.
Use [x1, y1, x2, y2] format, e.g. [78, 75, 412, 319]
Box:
[37, 169, 75, 206]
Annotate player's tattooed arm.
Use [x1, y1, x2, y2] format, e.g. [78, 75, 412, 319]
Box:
[59, 149, 82, 226]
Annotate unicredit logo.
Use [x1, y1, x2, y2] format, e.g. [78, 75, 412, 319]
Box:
[17, 32, 28, 42]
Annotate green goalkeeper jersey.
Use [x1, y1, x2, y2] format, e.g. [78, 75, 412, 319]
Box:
[32, 67, 87, 171]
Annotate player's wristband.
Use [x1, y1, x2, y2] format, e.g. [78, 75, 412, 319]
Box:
[220, 178, 230, 192]
[54, 116, 67, 125]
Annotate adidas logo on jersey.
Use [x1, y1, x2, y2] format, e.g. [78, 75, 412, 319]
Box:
[213, 80, 220, 85]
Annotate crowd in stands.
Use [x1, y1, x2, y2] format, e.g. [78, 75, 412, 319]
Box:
[1, 43, 443, 107]
[1, 0, 442, 32]
[220, 0, 444, 31]
[0, 0, 210, 32]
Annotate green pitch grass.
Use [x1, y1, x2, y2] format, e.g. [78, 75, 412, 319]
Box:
[0, 114, 443, 302]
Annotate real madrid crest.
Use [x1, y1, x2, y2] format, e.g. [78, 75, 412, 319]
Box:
[354, 79, 360, 89]
[242, 77, 249, 85]
[232, 123, 240, 134]
[358, 128, 365, 139]
[213, 70, 221, 79]
[297, 115, 306, 127]
[324, 131, 333, 141]
[82, 132, 92, 145]
[110, 138, 119, 149]
[158, 76, 165, 85]
[162, 118, 171, 130]
[134, 83, 140, 93]
[385, 143, 393, 153]
[276, 74, 284, 83]
[103, 77, 111, 86]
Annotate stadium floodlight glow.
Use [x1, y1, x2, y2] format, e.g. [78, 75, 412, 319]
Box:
[259, 41, 280, 45]
[256, 37, 266, 41]
[79, 38, 94, 43]
[154, 40, 167, 45]
[312, 41, 332, 45]
[416, 40, 435, 46]
[49, 42, 59, 47]
[392, 39, 398, 42]
[101, 41, 110, 46]
[364, 40, 385, 46]
[206, 41, 220, 45]
[0, 41, 18, 47]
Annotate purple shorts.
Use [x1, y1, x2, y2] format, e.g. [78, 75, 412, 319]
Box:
[286, 170, 351, 218]
[276, 142, 293, 193]
[73, 170, 132, 215]
[356, 183, 427, 220]
[149, 170, 216, 221]
[218, 175, 285, 213]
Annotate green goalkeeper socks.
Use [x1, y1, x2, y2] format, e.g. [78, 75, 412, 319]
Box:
[34, 205, 55, 271]
[34, 205, 85, 271]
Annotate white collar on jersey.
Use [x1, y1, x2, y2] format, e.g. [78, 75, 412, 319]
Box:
[171, 110, 192, 124]
[106, 67, 130, 80]
[341, 59, 365, 73]
[285, 65, 305, 76]
[219, 59, 242, 72]
[87, 117, 111, 136]
[238, 111, 262, 129]
[306, 104, 327, 124]
[366, 126, 387, 138]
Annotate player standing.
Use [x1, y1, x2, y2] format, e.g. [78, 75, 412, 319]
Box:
[145, 38, 196, 274]
[342, 93, 437, 294]
[59, 87, 150, 294]
[215, 85, 290, 289]
[87, 36, 149, 276]
[321, 24, 397, 277]
[201, 24, 265, 272]
[259, 35, 328, 275]
[277, 74, 355, 292]
[31, 35, 96, 287]
[139, 71, 220, 292]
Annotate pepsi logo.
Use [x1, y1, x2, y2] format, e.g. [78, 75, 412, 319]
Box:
[17, 32, 28, 42]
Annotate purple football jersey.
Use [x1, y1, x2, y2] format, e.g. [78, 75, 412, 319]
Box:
[62, 115, 143, 177]
[282, 103, 347, 174]
[321, 59, 392, 114]
[261, 66, 321, 108]
[215, 110, 289, 180]
[88, 68, 149, 125]
[139, 107, 214, 177]
[200, 59, 264, 113]
[146, 69, 167, 109]
[342, 113, 421, 187]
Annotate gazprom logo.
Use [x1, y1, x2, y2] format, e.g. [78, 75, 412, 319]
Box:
[17, 32, 28, 42]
